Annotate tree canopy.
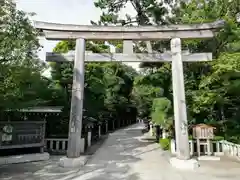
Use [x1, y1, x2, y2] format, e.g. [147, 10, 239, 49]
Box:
[93, 0, 240, 141]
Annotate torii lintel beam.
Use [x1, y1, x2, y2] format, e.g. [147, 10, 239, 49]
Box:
[46, 52, 212, 62]
[34, 20, 225, 40]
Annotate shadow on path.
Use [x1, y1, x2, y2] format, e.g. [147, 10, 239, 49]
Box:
[0, 135, 108, 180]
[62, 124, 156, 180]
[0, 123, 155, 180]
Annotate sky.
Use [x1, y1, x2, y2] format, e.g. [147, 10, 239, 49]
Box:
[15, 0, 140, 72]
[16, 0, 102, 61]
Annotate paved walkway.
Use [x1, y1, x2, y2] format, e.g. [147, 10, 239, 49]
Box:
[1, 123, 240, 180]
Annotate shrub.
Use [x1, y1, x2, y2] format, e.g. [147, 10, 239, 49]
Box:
[214, 136, 224, 141]
[188, 135, 193, 140]
[226, 136, 240, 144]
[159, 138, 171, 150]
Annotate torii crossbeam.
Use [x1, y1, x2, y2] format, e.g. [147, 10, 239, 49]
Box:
[35, 20, 224, 40]
[35, 20, 224, 169]
[46, 51, 212, 62]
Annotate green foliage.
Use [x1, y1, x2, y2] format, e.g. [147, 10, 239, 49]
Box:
[94, 0, 176, 25]
[173, 0, 240, 140]
[0, 1, 42, 67]
[2, 0, 240, 143]
[214, 136, 225, 141]
[159, 138, 171, 151]
[50, 39, 137, 126]
[191, 53, 240, 114]
[93, 0, 240, 141]
[151, 98, 171, 126]
[131, 76, 163, 118]
[0, 2, 52, 111]
[175, 0, 240, 56]
[187, 53, 240, 138]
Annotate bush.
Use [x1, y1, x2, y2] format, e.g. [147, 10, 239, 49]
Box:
[188, 135, 193, 140]
[226, 136, 240, 144]
[214, 136, 224, 141]
[159, 138, 171, 150]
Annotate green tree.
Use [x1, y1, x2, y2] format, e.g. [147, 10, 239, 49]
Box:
[0, 1, 49, 110]
[174, 0, 240, 141]
[175, 0, 240, 56]
[151, 97, 172, 128]
[0, 1, 42, 67]
[94, 0, 240, 143]
[132, 75, 163, 118]
[50, 40, 137, 127]
[93, 0, 176, 25]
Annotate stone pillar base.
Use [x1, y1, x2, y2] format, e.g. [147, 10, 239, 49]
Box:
[59, 156, 88, 168]
[214, 152, 224, 156]
[197, 155, 220, 161]
[170, 157, 199, 170]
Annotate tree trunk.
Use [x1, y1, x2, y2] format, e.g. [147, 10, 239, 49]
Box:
[155, 125, 160, 142]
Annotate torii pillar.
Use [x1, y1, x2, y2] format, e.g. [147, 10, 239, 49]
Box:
[59, 38, 86, 167]
[169, 38, 198, 169]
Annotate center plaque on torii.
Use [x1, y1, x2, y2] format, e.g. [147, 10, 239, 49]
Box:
[35, 20, 224, 169]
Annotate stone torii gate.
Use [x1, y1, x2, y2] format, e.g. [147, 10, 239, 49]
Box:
[35, 21, 223, 169]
